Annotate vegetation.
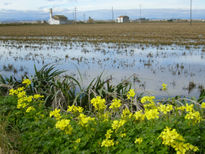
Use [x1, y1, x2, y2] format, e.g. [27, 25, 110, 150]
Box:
[0, 23, 205, 45]
[0, 65, 205, 153]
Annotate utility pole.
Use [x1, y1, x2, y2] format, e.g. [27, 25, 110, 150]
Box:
[74, 7, 77, 23]
[83, 13, 86, 23]
[112, 7, 114, 22]
[190, 0, 192, 25]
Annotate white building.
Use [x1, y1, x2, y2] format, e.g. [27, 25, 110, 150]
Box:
[48, 8, 68, 25]
[116, 16, 130, 23]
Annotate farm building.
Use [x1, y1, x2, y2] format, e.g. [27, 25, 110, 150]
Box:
[116, 16, 130, 23]
[48, 8, 68, 25]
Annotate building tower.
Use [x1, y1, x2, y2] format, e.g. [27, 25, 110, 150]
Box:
[49, 8, 53, 19]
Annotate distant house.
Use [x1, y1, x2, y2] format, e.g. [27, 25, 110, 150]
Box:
[116, 16, 130, 23]
[48, 8, 68, 25]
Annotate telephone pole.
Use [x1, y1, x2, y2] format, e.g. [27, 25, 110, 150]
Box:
[74, 7, 77, 23]
[190, 0, 192, 25]
[83, 13, 86, 23]
[112, 7, 114, 22]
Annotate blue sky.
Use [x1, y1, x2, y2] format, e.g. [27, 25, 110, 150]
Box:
[0, 0, 205, 12]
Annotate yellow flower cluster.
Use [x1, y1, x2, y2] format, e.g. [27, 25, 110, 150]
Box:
[9, 79, 43, 112]
[26, 106, 35, 113]
[78, 113, 95, 127]
[144, 109, 159, 120]
[127, 89, 135, 100]
[134, 138, 143, 144]
[177, 106, 186, 111]
[101, 129, 114, 147]
[201, 102, 205, 109]
[75, 138, 81, 144]
[185, 104, 194, 112]
[105, 129, 113, 139]
[55, 119, 73, 135]
[50, 108, 61, 120]
[134, 110, 145, 121]
[112, 119, 126, 130]
[141, 96, 155, 104]
[161, 83, 167, 91]
[158, 104, 173, 114]
[185, 111, 201, 123]
[109, 98, 121, 110]
[22, 78, 31, 87]
[67, 105, 84, 114]
[91, 96, 106, 111]
[101, 138, 114, 147]
[121, 108, 133, 119]
[159, 127, 198, 154]
[101, 127, 115, 147]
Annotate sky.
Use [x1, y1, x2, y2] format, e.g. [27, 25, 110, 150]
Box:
[0, 0, 205, 12]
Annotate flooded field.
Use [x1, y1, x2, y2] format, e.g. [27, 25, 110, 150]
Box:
[0, 39, 205, 97]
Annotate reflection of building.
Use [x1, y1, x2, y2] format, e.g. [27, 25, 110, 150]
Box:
[116, 16, 130, 23]
[48, 8, 68, 25]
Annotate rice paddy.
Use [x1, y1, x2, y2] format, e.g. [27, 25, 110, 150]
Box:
[0, 37, 205, 97]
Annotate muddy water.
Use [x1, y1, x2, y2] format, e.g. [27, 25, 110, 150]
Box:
[0, 40, 205, 97]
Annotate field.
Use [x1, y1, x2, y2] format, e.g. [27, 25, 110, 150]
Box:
[0, 23, 205, 45]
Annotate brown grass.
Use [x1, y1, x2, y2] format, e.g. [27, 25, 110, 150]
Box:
[0, 23, 205, 45]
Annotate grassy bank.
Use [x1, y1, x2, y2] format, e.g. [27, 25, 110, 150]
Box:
[0, 23, 205, 45]
[0, 65, 205, 153]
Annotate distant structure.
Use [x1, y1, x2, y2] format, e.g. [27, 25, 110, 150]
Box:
[48, 8, 68, 25]
[116, 16, 129, 23]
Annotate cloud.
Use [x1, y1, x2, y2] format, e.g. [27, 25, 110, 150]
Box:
[4, 3, 11, 6]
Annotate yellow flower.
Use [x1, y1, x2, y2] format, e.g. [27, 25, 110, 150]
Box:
[9, 89, 17, 96]
[145, 109, 159, 120]
[17, 91, 26, 98]
[141, 96, 155, 104]
[109, 98, 121, 110]
[159, 127, 198, 154]
[185, 111, 201, 123]
[158, 104, 173, 114]
[120, 133, 126, 138]
[177, 106, 186, 111]
[112, 119, 126, 130]
[121, 108, 132, 119]
[185, 104, 194, 112]
[22, 78, 31, 86]
[134, 110, 145, 121]
[91, 96, 106, 111]
[55, 119, 73, 135]
[105, 129, 113, 139]
[78, 113, 95, 127]
[33, 94, 44, 99]
[162, 83, 167, 91]
[50, 108, 61, 120]
[201, 102, 205, 109]
[134, 138, 143, 144]
[101, 139, 114, 147]
[67, 105, 84, 114]
[26, 106, 35, 113]
[75, 138, 81, 144]
[127, 89, 135, 100]
[24, 96, 33, 103]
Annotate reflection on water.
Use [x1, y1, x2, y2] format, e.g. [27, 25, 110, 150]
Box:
[0, 40, 205, 97]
